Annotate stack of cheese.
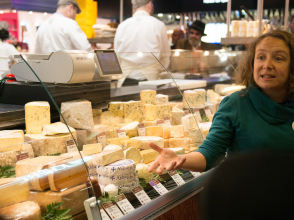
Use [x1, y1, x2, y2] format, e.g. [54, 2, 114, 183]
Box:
[92, 24, 116, 38]
[182, 89, 206, 108]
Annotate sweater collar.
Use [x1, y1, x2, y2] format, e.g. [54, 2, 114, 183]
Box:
[133, 10, 150, 17]
[247, 84, 294, 125]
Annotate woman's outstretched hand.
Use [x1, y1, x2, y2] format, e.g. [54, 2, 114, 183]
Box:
[148, 142, 186, 174]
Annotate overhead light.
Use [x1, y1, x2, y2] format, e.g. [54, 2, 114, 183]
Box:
[43, 12, 47, 16]
[29, 11, 33, 14]
[204, 51, 209, 56]
[20, 21, 26, 26]
[0, 11, 3, 14]
[137, 52, 143, 57]
[158, 13, 163, 17]
[174, 51, 180, 57]
[185, 16, 189, 20]
[176, 15, 180, 19]
[168, 15, 172, 18]
[12, 9, 16, 13]
[34, 22, 40, 27]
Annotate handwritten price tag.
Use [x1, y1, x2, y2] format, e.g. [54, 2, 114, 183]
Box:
[115, 194, 135, 215]
[149, 179, 168, 195]
[168, 170, 185, 186]
[116, 129, 127, 138]
[99, 206, 111, 220]
[137, 123, 146, 136]
[132, 186, 151, 205]
[97, 132, 107, 148]
[102, 202, 124, 220]
[65, 139, 78, 153]
[156, 119, 165, 127]
[190, 171, 202, 178]
[163, 116, 172, 126]
[193, 108, 202, 122]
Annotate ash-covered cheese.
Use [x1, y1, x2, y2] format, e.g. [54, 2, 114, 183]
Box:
[140, 149, 159, 163]
[124, 101, 145, 123]
[98, 172, 137, 185]
[184, 129, 203, 143]
[42, 122, 75, 136]
[93, 149, 124, 166]
[104, 184, 118, 197]
[0, 201, 41, 220]
[96, 159, 136, 176]
[60, 99, 94, 130]
[0, 178, 30, 209]
[171, 107, 185, 125]
[169, 138, 190, 151]
[103, 144, 122, 152]
[145, 126, 163, 138]
[0, 130, 24, 152]
[140, 90, 157, 105]
[0, 144, 34, 166]
[132, 136, 164, 150]
[121, 139, 141, 150]
[169, 125, 184, 138]
[145, 104, 171, 121]
[25, 101, 50, 134]
[24, 132, 77, 156]
[156, 94, 169, 104]
[142, 120, 157, 127]
[136, 163, 153, 183]
[181, 115, 198, 130]
[120, 122, 139, 138]
[123, 147, 143, 164]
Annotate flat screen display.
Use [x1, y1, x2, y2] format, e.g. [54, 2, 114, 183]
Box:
[95, 52, 122, 75]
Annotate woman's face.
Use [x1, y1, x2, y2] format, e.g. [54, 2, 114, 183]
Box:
[253, 37, 290, 94]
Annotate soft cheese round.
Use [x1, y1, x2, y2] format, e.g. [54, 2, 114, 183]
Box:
[96, 159, 136, 176]
[98, 172, 137, 185]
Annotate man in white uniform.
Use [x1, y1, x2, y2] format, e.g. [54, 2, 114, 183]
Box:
[35, 0, 92, 54]
[114, 0, 171, 86]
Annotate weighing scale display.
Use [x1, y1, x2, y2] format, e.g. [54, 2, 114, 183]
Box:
[95, 52, 122, 75]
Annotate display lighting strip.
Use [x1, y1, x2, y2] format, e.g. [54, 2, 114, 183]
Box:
[203, 0, 228, 3]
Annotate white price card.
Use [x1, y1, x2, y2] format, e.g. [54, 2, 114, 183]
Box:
[97, 132, 107, 148]
[132, 186, 151, 205]
[99, 206, 111, 220]
[156, 119, 165, 127]
[115, 194, 135, 215]
[204, 106, 212, 117]
[190, 171, 202, 178]
[117, 129, 127, 138]
[149, 179, 168, 195]
[193, 108, 202, 122]
[102, 202, 124, 220]
[65, 139, 78, 153]
[137, 123, 146, 136]
[163, 116, 172, 126]
[168, 170, 185, 186]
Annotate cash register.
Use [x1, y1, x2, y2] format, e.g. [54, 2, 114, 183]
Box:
[0, 50, 123, 107]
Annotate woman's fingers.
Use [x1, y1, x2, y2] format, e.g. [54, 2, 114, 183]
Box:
[156, 165, 165, 174]
[166, 161, 177, 171]
[148, 160, 159, 173]
[148, 142, 164, 153]
[173, 157, 186, 170]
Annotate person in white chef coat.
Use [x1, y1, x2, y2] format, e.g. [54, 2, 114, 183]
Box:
[0, 21, 19, 75]
[35, 0, 92, 54]
[114, 0, 171, 87]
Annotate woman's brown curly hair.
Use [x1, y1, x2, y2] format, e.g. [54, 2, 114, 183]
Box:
[235, 30, 294, 99]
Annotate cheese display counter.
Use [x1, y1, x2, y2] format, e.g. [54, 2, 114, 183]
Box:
[0, 50, 244, 220]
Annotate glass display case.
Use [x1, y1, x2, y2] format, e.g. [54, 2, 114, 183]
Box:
[0, 49, 244, 219]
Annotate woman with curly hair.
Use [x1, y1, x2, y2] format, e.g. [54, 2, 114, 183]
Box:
[0, 21, 19, 75]
[148, 30, 294, 173]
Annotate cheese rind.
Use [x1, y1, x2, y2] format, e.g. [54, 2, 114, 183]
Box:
[121, 139, 141, 150]
[145, 104, 171, 121]
[106, 137, 129, 147]
[98, 172, 137, 185]
[182, 90, 205, 108]
[169, 125, 185, 138]
[109, 102, 125, 118]
[136, 163, 153, 183]
[156, 94, 169, 104]
[0, 201, 41, 220]
[140, 90, 157, 105]
[140, 149, 159, 163]
[123, 147, 143, 164]
[0, 144, 34, 166]
[103, 145, 122, 151]
[169, 138, 190, 151]
[93, 149, 124, 166]
[120, 122, 139, 138]
[124, 101, 145, 123]
[146, 126, 163, 137]
[132, 136, 164, 150]
[171, 109, 185, 125]
[181, 115, 198, 130]
[96, 159, 136, 176]
[76, 129, 97, 149]
[83, 143, 102, 155]
[60, 99, 94, 130]
[25, 101, 50, 134]
[104, 184, 118, 197]
[24, 132, 77, 156]
[42, 122, 75, 136]
[142, 120, 157, 127]
[0, 131, 24, 152]
[0, 178, 30, 209]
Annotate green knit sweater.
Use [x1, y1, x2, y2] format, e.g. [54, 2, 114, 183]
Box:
[197, 84, 294, 170]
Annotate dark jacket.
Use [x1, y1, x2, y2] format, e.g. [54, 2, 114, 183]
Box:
[175, 39, 221, 50]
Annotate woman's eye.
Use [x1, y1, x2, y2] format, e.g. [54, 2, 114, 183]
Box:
[257, 56, 264, 60]
[276, 57, 283, 61]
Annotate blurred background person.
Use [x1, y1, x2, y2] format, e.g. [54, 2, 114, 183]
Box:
[171, 28, 184, 49]
[289, 15, 294, 35]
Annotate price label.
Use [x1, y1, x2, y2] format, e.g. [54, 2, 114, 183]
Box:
[149, 179, 168, 195]
[87, 164, 97, 177]
[16, 152, 29, 161]
[156, 119, 165, 127]
[193, 108, 202, 122]
[190, 171, 202, 178]
[102, 202, 124, 220]
[99, 206, 111, 220]
[115, 194, 135, 215]
[116, 129, 127, 138]
[132, 186, 151, 205]
[65, 139, 78, 153]
[137, 123, 146, 136]
[97, 132, 107, 148]
[168, 170, 185, 186]
[163, 116, 172, 126]
[204, 106, 212, 117]
[184, 110, 190, 115]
